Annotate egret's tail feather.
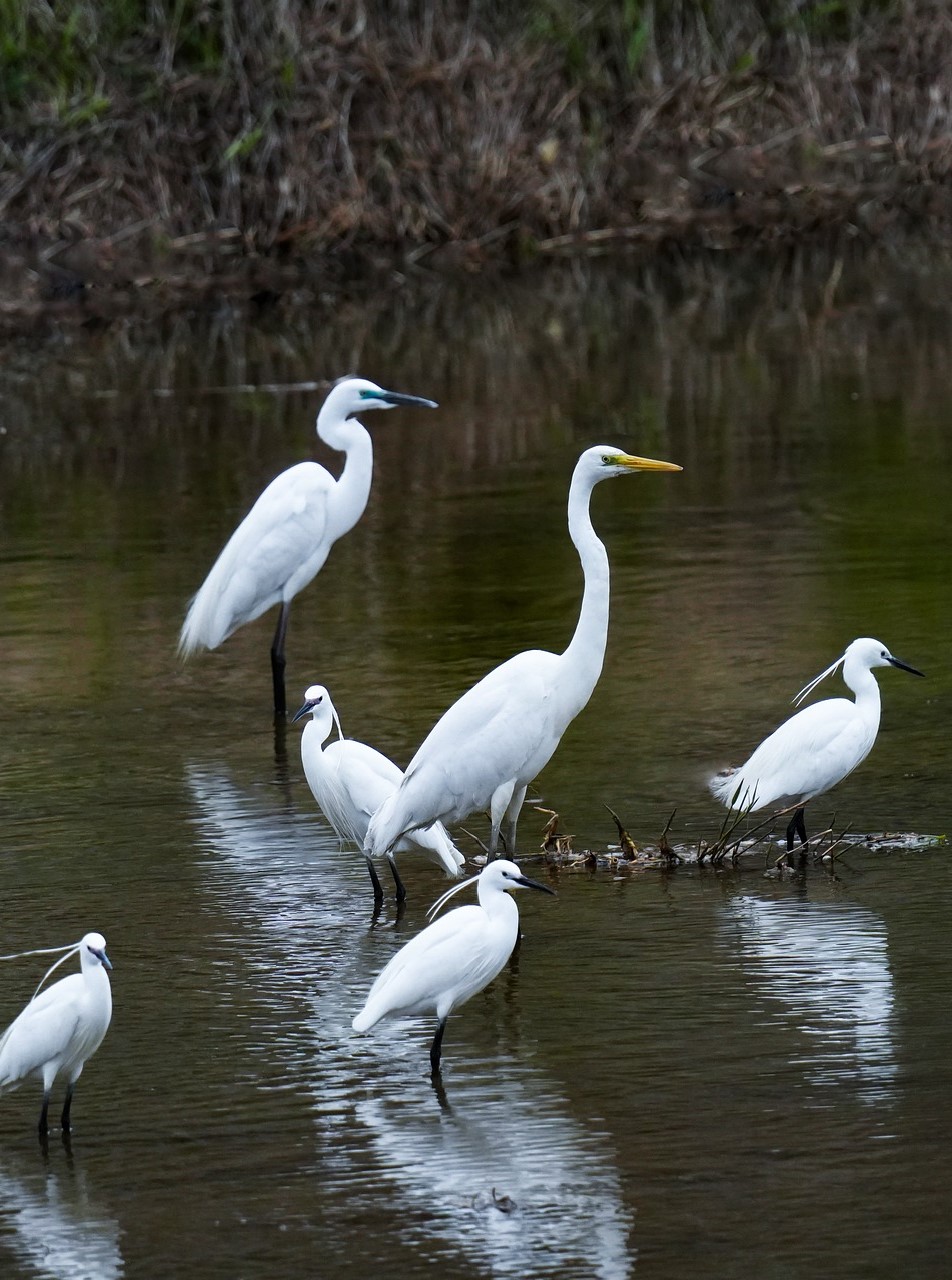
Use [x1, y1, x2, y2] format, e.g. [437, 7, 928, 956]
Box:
[413, 823, 465, 878]
[710, 769, 759, 811]
[352, 1006, 377, 1033]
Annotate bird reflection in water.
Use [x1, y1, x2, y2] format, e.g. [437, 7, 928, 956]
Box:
[352, 1062, 634, 1279]
[0, 1159, 123, 1280]
[725, 894, 898, 1104]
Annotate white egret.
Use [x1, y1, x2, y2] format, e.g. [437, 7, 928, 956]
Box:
[364, 445, 681, 862]
[352, 859, 555, 1075]
[179, 376, 438, 717]
[710, 637, 924, 853]
[0, 933, 113, 1135]
[292, 683, 464, 905]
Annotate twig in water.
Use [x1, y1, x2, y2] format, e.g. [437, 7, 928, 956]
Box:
[604, 804, 638, 860]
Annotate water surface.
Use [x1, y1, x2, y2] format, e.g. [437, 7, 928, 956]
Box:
[1, 250, 951, 1278]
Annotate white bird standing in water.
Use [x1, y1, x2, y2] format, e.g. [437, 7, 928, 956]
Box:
[292, 683, 464, 905]
[711, 636, 924, 853]
[364, 446, 681, 863]
[352, 859, 555, 1075]
[0, 933, 113, 1136]
[179, 376, 437, 718]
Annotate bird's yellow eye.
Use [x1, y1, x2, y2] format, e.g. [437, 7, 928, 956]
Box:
[601, 454, 614, 465]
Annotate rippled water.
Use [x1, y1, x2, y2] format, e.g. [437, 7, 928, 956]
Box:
[1, 251, 951, 1277]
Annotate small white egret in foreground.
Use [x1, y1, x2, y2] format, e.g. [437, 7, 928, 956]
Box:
[364, 445, 681, 862]
[711, 637, 924, 853]
[0, 933, 112, 1135]
[292, 683, 464, 905]
[353, 859, 555, 1075]
[179, 376, 437, 717]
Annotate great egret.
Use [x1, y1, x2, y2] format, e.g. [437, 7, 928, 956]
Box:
[179, 376, 437, 717]
[292, 683, 464, 905]
[0, 933, 112, 1135]
[352, 859, 555, 1075]
[364, 445, 681, 861]
[710, 636, 924, 853]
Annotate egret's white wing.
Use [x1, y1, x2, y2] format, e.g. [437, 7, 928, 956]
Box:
[726, 697, 873, 809]
[0, 977, 84, 1087]
[180, 461, 335, 650]
[398, 651, 557, 822]
[354, 904, 510, 1027]
[321, 740, 404, 843]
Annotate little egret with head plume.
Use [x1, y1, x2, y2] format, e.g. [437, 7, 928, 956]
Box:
[179, 376, 437, 717]
[363, 445, 681, 862]
[292, 683, 464, 905]
[710, 636, 924, 852]
[0, 932, 113, 1136]
[352, 859, 555, 1075]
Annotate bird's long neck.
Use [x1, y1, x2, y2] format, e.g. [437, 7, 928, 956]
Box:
[560, 468, 609, 698]
[843, 654, 883, 730]
[304, 714, 334, 754]
[80, 956, 110, 995]
[477, 884, 521, 932]
[316, 411, 374, 540]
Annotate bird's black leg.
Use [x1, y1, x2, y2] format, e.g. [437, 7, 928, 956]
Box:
[795, 808, 808, 846]
[270, 602, 291, 719]
[388, 857, 408, 903]
[785, 808, 809, 858]
[365, 857, 385, 909]
[60, 1083, 74, 1133]
[38, 1090, 51, 1137]
[430, 1018, 447, 1077]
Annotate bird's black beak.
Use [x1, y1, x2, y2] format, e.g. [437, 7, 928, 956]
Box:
[291, 699, 315, 723]
[516, 874, 557, 895]
[95, 949, 112, 970]
[380, 391, 438, 409]
[888, 656, 925, 677]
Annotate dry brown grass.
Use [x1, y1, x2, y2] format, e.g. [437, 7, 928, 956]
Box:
[2, 2, 952, 309]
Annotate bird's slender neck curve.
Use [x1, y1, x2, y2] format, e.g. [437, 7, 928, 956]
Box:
[307, 711, 335, 752]
[477, 880, 520, 922]
[560, 467, 610, 690]
[316, 407, 374, 539]
[843, 653, 882, 722]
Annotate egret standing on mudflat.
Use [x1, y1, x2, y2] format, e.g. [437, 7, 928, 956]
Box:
[710, 636, 924, 853]
[293, 683, 464, 905]
[352, 859, 555, 1075]
[0, 932, 113, 1136]
[364, 445, 681, 862]
[179, 377, 437, 717]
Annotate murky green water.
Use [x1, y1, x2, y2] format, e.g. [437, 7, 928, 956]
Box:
[1, 250, 951, 1278]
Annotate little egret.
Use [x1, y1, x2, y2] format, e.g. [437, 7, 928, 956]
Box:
[364, 445, 681, 862]
[292, 683, 464, 905]
[352, 859, 555, 1075]
[179, 376, 437, 717]
[0, 933, 112, 1135]
[710, 637, 924, 852]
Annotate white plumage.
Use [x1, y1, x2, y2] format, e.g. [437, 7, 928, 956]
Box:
[292, 683, 464, 904]
[352, 859, 555, 1074]
[179, 376, 437, 716]
[364, 445, 681, 861]
[0, 932, 113, 1135]
[711, 636, 924, 851]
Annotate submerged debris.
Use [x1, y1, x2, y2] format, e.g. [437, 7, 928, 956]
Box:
[604, 805, 638, 860]
[492, 1188, 517, 1213]
[536, 807, 575, 858]
[516, 807, 944, 876]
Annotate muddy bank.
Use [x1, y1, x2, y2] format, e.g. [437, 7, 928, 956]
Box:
[2, 2, 952, 325]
